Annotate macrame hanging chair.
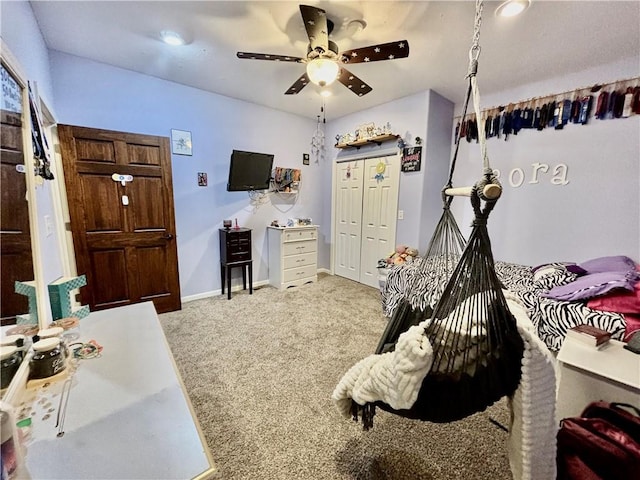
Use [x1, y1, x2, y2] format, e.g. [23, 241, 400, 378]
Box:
[374, 135, 468, 355]
[353, 0, 525, 429]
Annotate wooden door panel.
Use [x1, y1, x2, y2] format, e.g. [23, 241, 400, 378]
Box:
[1, 164, 29, 233]
[0, 251, 30, 318]
[81, 174, 124, 232]
[128, 143, 161, 166]
[59, 124, 181, 314]
[0, 117, 22, 151]
[137, 245, 172, 300]
[130, 176, 165, 230]
[89, 248, 130, 308]
[75, 138, 116, 163]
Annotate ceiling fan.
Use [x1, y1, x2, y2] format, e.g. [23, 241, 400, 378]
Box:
[236, 4, 409, 96]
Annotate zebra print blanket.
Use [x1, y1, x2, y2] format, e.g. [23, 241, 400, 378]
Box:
[381, 258, 627, 351]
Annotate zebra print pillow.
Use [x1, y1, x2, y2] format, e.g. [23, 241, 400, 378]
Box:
[532, 264, 578, 291]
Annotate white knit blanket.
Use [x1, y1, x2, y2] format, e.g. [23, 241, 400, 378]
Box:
[332, 321, 434, 417]
[505, 291, 558, 480]
[333, 290, 557, 479]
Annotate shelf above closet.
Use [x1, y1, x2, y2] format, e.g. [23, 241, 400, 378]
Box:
[334, 134, 399, 150]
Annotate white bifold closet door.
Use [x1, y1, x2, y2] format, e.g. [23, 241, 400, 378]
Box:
[334, 154, 399, 288]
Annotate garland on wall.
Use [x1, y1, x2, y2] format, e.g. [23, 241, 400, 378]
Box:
[454, 76, 640, 144]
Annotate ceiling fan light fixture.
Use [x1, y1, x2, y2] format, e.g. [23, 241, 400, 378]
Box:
[160, 30, 185, 46]
[306, 58, 339, 87]
[495, 0, 531, 17]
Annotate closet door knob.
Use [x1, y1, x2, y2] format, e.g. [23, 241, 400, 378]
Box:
[164, 233, 174, 240]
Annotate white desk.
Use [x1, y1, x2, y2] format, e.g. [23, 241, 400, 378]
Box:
[7, 302, 215, 479]
[556, 336, 640, 421]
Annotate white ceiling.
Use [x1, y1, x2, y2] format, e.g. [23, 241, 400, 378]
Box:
[30, 1, 640, 120]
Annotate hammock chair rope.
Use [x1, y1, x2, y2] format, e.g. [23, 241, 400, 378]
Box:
[343, 0, 524, 430]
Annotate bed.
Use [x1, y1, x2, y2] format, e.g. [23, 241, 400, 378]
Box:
[381, 255, 640, 352]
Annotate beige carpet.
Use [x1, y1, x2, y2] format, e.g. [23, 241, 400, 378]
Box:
[159, 274, 513, 480]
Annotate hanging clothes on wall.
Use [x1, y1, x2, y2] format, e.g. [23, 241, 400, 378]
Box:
[453, 75, 639, 144]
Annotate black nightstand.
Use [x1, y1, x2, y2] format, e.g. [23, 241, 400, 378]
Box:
[219, 228, 253, 300]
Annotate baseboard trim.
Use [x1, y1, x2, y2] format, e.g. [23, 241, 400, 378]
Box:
[182, 269, 331, 304]
[182, 279, 270, 303]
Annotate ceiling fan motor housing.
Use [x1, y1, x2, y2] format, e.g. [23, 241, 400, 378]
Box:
[306, 40, 339, 61]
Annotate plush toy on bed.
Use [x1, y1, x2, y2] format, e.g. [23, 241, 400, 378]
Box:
[377, 245, 419, 268]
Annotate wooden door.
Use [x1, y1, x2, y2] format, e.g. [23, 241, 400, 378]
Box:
[1, 107, 34, 324]
[360, 155, 399, 288]
[58, 125, 181, 313]
[334, 160, 364, 281]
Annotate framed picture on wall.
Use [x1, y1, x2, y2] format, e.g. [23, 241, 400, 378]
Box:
[171, 129, 192, 156]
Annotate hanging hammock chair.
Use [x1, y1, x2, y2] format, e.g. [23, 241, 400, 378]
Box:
[344, 0, 525, 429]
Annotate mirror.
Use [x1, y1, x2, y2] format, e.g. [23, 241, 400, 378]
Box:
[0, 60, 38, 330]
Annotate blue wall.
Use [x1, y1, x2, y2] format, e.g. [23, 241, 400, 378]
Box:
[3, 1, 639, 309]
[49, 51, 320, 299]
[451, 56, 640, 265]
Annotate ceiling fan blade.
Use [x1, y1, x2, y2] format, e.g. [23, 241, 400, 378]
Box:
[299, 5, 329, 53]
[284, 73, 310, 95]
[340, 40, 410, 64]
[337, 67, 373, 96]
[237, 52, 304, 63]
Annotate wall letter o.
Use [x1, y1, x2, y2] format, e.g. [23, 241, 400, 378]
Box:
[509, 168, 525, 188]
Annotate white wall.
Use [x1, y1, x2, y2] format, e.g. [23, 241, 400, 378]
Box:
[451, 56, 640, 266]
[49, 51, 318, 299]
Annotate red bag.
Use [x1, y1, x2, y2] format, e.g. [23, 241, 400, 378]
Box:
[557, 402, 640, 480]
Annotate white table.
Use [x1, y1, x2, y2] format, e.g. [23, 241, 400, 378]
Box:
[556, 335, 640, 421]
[7, 302, 215, 479]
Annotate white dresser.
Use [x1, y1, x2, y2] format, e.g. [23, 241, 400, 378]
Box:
[556, 336, 640, 421]
[267, 225, 318, 290]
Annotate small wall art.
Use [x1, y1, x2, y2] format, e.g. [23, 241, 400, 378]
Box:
[401, 146, 422, 172]
[171, 129, 192, 156]
[197, 172, 208, 186]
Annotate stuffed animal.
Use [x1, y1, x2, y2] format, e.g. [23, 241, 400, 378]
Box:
[382, 245, 419, 266]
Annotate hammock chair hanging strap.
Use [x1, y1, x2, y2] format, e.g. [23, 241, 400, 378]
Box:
[444, 0, 501, 203]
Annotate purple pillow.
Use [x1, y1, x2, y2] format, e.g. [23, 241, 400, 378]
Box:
[541, 270, 640, 302]
[579, 255, 637, 274]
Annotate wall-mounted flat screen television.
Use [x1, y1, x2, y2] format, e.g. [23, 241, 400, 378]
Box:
[226, 150, 274, 191]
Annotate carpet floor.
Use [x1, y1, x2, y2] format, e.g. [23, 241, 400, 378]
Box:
[159, 274, 513, 480]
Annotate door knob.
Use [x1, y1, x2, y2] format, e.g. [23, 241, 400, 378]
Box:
[164, 233, 174, 240]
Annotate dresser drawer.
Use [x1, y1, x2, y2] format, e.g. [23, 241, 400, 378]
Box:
[282, 264, 316, 283]
[283, 252, 316, 270]
[283, 240, 316, 256]
[283, 229, 316, 243]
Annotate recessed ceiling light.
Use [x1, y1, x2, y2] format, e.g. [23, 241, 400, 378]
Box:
[495, 0, 531, 18]
[160, 30, 185, 46]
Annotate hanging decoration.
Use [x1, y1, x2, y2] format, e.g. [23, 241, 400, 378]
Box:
[28, 81, 54, 180]
[272, 167, 301, 193]
[455, 76, 640, 144]
[374, 161, 386, 182]
[311, 99, 326, 163]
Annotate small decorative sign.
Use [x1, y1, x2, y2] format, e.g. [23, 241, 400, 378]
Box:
[171, 129, 192, 156]
[197, 172, 208, 186]
[401, 146, 422, 172]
